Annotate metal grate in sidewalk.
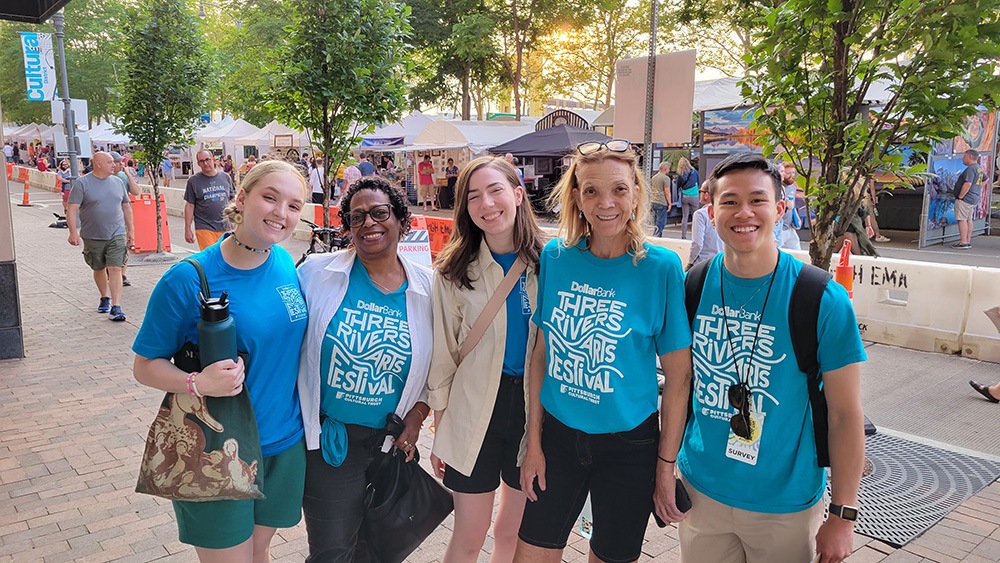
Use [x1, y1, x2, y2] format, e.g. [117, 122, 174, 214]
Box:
[847, 433, 1000, 547]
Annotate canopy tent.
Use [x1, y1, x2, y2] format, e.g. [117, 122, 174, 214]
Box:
[10, 123, 46, 143]
[38, 125, 65, 145]
[409, 120, 534, 154]
[361, 111, 434, 147]
[88, 121, 130, 145]
[197, 119, 261, 163]
[235, 120, 313, 151]
[489, 125, 611, 158]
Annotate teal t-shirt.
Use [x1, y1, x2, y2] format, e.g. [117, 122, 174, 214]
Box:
[319, 258, 412, 429]
[679, 252, 867, 513]
[492, 251, 531, 377]
[132, 239, 307, 457]
[532, 239, 691, 433]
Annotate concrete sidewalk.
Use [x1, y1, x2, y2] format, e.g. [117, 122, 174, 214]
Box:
[2, 184, 1000, 562]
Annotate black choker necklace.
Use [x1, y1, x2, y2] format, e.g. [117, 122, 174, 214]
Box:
[231, 234, 270, 254]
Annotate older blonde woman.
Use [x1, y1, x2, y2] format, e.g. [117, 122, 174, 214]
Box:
[516, 140, 692, 563]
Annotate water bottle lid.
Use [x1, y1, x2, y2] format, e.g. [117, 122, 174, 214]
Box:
[199, 291, 230, 322]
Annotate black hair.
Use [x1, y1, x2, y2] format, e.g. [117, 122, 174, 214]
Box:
[338, 176, 412, 235]
[707, 152, 782, 200]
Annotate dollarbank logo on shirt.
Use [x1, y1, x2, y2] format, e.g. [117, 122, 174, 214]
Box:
[692, 306, 786, 421]
[325, 300, 410, 406]
[276, 284, 307, 322]
[543, 281, 631, 404]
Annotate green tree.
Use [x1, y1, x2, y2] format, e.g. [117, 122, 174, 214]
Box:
[535, 0, 650, 110]
[492, 0, 579, 119]
[266, 0, 412, 225]
[744, 0, 1000, 269]
[114, 0, 211, 253]
[406, 0, 503, 120]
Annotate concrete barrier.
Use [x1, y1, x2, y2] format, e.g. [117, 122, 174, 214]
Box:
[962, 268, 1000, 362]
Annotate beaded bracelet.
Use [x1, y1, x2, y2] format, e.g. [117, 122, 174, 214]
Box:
[185, 372, 196, 396]
[189, 372, 203, 398]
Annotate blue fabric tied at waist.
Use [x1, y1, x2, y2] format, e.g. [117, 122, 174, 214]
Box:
[320, 415, 349, 467]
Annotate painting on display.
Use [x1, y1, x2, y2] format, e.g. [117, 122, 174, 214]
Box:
[953, 110, 996, 154]
[701, 109, 762, 153]
[924, 156, 991, 229]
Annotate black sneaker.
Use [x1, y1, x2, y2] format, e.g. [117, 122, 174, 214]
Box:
[108, 305, 126, 322]
[98, 296, 111, 313]
[122, 276, 131, 287]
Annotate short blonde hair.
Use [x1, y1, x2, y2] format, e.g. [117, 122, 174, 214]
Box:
[223, 160, 308, 223]
[549, 148, 649, 264]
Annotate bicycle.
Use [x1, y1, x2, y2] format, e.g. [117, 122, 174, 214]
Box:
[295, 218, 351, 267]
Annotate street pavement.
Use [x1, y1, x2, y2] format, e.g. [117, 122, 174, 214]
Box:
[2, 183, 1000, 562]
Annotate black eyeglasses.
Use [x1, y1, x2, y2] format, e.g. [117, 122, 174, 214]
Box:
[728, 382, 755, 440]
[197, 157, 214, 164]
[577, 139, 632, 155]
[347, 204, 393, 227]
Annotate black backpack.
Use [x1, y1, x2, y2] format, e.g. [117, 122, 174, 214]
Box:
[684, 259, 834, 467]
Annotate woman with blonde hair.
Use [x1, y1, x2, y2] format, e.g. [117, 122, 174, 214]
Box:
[133, 160, 311, 561]
[677, 157, 701, 239]
[516, 140, 692, 563]
[428, 156, 544, 562]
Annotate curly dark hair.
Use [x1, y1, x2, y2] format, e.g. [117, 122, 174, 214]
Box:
[338, 176, 413, 236]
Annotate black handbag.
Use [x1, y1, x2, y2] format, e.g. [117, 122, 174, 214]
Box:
[362, 414, 454, 563]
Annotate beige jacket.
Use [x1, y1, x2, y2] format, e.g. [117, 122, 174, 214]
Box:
[427, 240, 538, 476]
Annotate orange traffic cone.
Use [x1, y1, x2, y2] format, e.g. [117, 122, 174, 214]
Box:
[834, 239, 853, 299]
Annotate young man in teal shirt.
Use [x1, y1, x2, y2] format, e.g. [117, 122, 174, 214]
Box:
[678, 153, 866, 563]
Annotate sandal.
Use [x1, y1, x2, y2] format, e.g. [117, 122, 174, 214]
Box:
[969, 380, 1000, 403]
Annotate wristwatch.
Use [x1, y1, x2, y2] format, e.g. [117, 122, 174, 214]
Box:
[828, 503, 860, 522]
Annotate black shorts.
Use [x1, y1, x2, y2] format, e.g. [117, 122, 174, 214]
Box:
[518, 411, 659, 563]
[444, 374, 525, 494]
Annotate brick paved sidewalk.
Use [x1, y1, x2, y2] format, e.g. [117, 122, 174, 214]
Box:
[1, 186, 999, 562]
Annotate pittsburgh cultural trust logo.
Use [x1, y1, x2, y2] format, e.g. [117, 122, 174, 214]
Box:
[325, 302, 410, 406]
[544, 282, 630, 404]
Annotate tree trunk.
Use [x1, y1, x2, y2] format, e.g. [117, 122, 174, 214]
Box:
[462, 61, 472, 121]
[152, 170, 163, 254]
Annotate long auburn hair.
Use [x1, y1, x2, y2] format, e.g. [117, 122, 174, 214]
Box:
[436, 156, 544, 290]
[548, 147, 649, 264]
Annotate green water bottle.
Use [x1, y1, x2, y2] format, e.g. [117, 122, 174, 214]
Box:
[198, 291, 236, 368]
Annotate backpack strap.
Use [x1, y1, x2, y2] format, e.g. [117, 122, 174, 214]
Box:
[683, 259, 712, 425]
[788, 263, 833, 467]
[182, 257, 211, 298]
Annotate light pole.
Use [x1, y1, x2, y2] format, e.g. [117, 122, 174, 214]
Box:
[199, 1, 243, 29]
[51, 10, 79, 181]
[643, 0, 658, 180]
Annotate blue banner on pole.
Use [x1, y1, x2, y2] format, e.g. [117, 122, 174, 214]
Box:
[20, 32, 57, 102]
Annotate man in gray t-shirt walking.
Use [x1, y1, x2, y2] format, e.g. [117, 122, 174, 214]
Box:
[184, 150, 235, 249]
[67, 151, 134, 322]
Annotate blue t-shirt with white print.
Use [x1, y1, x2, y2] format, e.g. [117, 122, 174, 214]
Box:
[492, 250, 531, 377]
[679, 252, 866, 513]
[132, 237, 308, 457]
[532, 239, 691, 433]
[319, 257, 412, 429]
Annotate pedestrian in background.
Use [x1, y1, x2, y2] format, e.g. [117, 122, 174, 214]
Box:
[677, 157, 700, 239]
[650, 161, 672, 237]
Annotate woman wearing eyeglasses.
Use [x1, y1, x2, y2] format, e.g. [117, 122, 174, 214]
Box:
[427, 156, 545, 563]
[296, 176, 433, 562]
[517, 140, 693, 563]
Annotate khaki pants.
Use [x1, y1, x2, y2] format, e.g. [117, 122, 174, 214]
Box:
[678, 476, 825, 563]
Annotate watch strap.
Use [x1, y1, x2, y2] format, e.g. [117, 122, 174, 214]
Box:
[829, 503, 859, 521]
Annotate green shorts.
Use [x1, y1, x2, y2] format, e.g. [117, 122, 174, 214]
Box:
[173, 438, 306, 549]
[82, 236, 128, 270]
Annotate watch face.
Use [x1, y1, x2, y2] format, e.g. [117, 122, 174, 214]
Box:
[841, 506, 859, 521]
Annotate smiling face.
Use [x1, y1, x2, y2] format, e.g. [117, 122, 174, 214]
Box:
[233, 171, 306, 248]
[466, 165, 523, 251]
[709, 168, 785, 258]
[350, 189, 402, 262]
[574, 158, 638, 249]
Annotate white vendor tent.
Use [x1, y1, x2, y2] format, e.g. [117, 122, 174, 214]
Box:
[235, 120, 313, 155]
[88, 121, 131, 145]
[198, 119, 261, 164]
[10, 123, 46, 144]
[409, 120, 534, 154]
[360, 111, 434, 147]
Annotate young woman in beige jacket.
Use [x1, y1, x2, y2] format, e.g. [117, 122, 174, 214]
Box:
[427, 156, 545, 563]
